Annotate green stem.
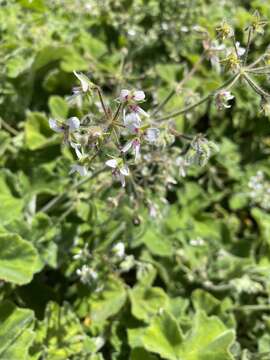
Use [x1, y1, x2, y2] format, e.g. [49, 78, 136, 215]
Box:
[151, 53, 205, 117]
[244, 73, 270, 98]
[39, 167, 106, 213]
[232, 36, 240, 59]
[246, 66, 270, 75]
[156, 73, 240, 122]
[0, 118, 19, 136]
[247, 53, 266, 69]
[244, 27, 253, 66]
[96, 87, 109, 119]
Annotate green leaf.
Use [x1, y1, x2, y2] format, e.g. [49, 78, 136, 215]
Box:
[177, 311, 235, 360]
[129, 285, 169, 322]
[252, 207, 270, 245]
[131, 348, 158, 360]
[49, 96, 69, 120]
[140, 311, 183, 360]
[0, 301, 35, 360]
[139, 228, 174, 257]
[31, 301, 93, 360]
[0, 170, 24, 225]
[155, 64, 181, 84]
[24, 111, 56, 150]
[89, 276, 127, 325]
[0, 233, 40, 285]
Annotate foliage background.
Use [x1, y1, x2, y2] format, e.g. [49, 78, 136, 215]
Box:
[1, 0, 270, 359]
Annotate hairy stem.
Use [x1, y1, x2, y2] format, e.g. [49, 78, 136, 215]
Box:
[155, 73, 240, 122]
[244, 73, 270, 98]
[244, 27, 253, 66]
[151, 53, 205, 117]
[0, 118, 19, 136]
[96, 87, 109, 119]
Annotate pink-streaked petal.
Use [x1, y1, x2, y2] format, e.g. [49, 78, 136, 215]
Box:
[133, 90, 145, 101]
[49, 118, 64, 133]
[119, 89, 130, 101]
[106, 159, 118, 168]
[124, 113, 141, 133]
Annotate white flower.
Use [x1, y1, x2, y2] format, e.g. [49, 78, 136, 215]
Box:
[119, 89, 145, 103]
[76, 265, 98, 285]
[119, 89, 130, 101]
[145, 128, 160, 143]
[66, 117, 80, 132]
[105, 159, 129, 187]
[133, 90, 145, 101]
[235, 42, 245, 57]
[122, 138, 141, 161]
[69, 164, 88, 176]
[112, 242, 125, 258]
[49, 117, 80, 133]
[124, 112, 141, 133]
[215, 90, 234, 110]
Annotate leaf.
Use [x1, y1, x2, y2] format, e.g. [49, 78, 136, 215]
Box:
[49, 96, 69, 120]
[89, 276, 127, 325]
[140, 311, 183, 360]
[139, 228, 174, 257]
[155, 64, 181, 84]
[0, 301, 35, 360]
[5, 213, 58, 268]
[0, 170, 24, 225]
[131, 348, 158, 360]
[31, 301, 93, 360]
[0, 233, 40, 285]
[177, 311, 235, 360]
[24, 111, 57, 150]
[129, 285, 169, 322]
[251, 207, 270, 245]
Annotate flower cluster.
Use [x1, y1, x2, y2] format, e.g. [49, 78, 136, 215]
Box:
[45, 11, 270, 217]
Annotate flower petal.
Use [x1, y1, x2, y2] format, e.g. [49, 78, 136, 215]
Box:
[69, 164, 88, 176]
[120, 165, 129, 176]
[124, 113, 141, 133]
[106, 159, 118, 168]
[70, 141, 83, 159]
[67, 117, 80, 132]
[119, 89, 130, 101]
[74, 71, 90, 92]
[49, 118, 64, 133]
[122, 140, 133, 153]
[133, 90, 145, 101]
[136, 106, 149, 117]
[146, 128, 160, 143]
